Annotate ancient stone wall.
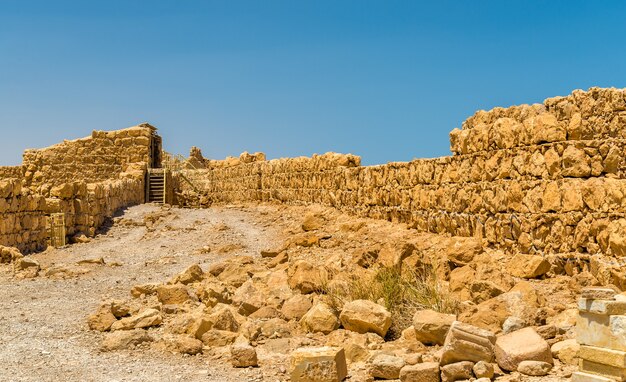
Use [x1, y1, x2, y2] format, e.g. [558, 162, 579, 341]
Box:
[0, 124, 157, 252]
[176, 87, 626, 257]
[22, 123, 156, 195]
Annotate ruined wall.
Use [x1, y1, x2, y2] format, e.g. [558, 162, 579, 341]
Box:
[177, 87, 626, 257]
[22, 123, 156, 194]
[0, 124, 157, 252]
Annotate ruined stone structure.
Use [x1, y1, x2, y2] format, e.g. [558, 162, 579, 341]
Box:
[176, 87, 626, 260]
[3, 87, 626, 262]
[0, 123, 161, 252]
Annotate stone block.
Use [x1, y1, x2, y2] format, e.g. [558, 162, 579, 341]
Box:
[572, 372, 614, 382]
[578, 298, 626, 315]
[440, 321, 495, 366]
[399, 362, 440, 382]
[290, 347, 348, 382]
[580, 345, 626, 368]
[580, 359, 626, 381]
[577, 312, 626, 351]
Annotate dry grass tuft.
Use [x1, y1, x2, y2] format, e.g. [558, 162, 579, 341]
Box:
[320, 264, 458, 340]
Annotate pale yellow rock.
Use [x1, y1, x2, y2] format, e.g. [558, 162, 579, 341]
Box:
[550, 339, 579, 365]
[399, 362, 440, 382]
[300, 303, 340, 334]
[110, 308, 162, 331]
[290, 347, 348, 382]
[494, 327, 552, 371]
[156, 284, 192, 305]
[339, 300, 391, 337]
[412, 309, 456, 345]
[507, 254, 551, 279]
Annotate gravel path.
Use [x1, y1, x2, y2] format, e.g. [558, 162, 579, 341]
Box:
[0, 204, 281, 382]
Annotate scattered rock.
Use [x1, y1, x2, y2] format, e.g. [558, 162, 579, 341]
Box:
[339, 300, 392, 337]
[369, 353, 405, 380]
[440, 361, 474, 382]
[399, 362, 440, 382]
[110, 308, 163, 331]
[301, 303, 340, 334]
[472, 360, 494, 379]
[290, 347, 348, 382]
[517, 360, 552, 376]
[494, 327, 553, 371]
[87, 304, 117, 332]
[231, 336, 258, 367]
[101, 329, 153, 351]
[440, 321, 496, 365]
[281, 294, 313, 321]
[413, 309, 455, 345]
[156, 284, 193, 305]
[170, 264, 204, 285]
[551, 338, 580, 365]
[507, 254, 551, 279]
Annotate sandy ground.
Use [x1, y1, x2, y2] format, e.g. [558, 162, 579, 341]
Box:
[0, 204, 282, 382]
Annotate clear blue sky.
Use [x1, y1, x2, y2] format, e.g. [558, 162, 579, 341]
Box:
[1, 1, 625, 165]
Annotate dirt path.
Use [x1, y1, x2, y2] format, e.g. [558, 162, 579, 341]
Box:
[0, 204, 281, 382]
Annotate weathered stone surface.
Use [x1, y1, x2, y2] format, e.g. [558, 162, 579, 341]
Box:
[161, 334, 203, 355]
[282, 294, 313, 321]
[231, 336, 258, 367]
[288, 260, 327, 294]
[440, 321, 495, 366]
[494, 327, 552, 371]
[399, 362, 440, 382]
[201, 329, 238, 347]
[232, 280, 266, 315]
[369, 353, 405, 380]
[571, 372, 614, 382]
[472, 361, 494, 379]
[156, 284, 192, 305]
[578, 298, 626, 315]
[579, 345, 626, 368]
[517, 360, 552, 376]
[290, 347, 348, 382]
[110, 308, 162, 331]
[301, 303, 340, 334]
[412, 309, 456, 345]
[577, 312, 626, 351]
[170, 264, 204, 285]
[507, 254, 551, 279]
[88, 304, 117, 332]
[440, 361, 473, 382]
[101, 329, 153, 351]
[550, 339, 579, 365]
[580, 359, 626, 381]
[582, 287, 617, 300]
[339, 300, 391, 337]
[131, 283, 159, 297]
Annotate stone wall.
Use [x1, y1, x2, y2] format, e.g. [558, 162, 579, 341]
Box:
[176, 87, 626, 257]
[0, 124, 158, 253]
[22, 123, 156, 194]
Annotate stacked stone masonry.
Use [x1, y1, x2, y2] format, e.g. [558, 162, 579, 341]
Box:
[176, 87, 626, 257]
[0, 124, 158, 252]
[574, 287, 626, 381]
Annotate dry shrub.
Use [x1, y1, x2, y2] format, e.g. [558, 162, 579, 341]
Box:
[320, 265, 458, 340]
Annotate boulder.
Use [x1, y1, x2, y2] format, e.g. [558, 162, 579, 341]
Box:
[440, 361, 474, 382]
[290, 347, 348, 382]
[281, 294, 313, 321]
[507, 254, 551, 279]
[472, 361, 494, 379]
[517, 360, 552, 376]
[399, 362, 440, 382]
[101, 329, 153, 351]
[232, 280, 266, 315]
[445, 237, 483, 266]
[156, 284, 193, 305]
[231, 336, 258, 367]
[301, 303, 340, 334]
[87, 304, 117, 332]
[13, 257, 39, 278]
[551, 339, 580, 365]
[440, 321, 496, 366]
[302, 213, 325, 231]
[131, 283, 159, 297]
[170, 264, 204, 285]
[369, 353, 405, 380]
[201, 329, 238, 347]
[494, 327, 552, 371]
[412, 309, 456, 345]
[288, 260, 328, 294]
[162, 334, 203, 355]
[110, 308, 162, 331]
[339, 300, 392, 337]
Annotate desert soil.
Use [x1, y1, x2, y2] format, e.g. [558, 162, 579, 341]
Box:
[0, 204, 282, 382]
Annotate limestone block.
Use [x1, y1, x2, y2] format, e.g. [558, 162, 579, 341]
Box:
[578, 298, 626, 315]
[290, 347, 348, 382]
[494, 327, 552, 371]
[412, 309, 456, 345]
[577, 312, 626, 351]
[580, 359, 626, 381]
[572, 372, 614, 382]
[440, 321, 495, 366]
[580, 345, 626, 368]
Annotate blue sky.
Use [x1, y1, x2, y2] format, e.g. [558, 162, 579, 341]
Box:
[1, 1, 625, 165]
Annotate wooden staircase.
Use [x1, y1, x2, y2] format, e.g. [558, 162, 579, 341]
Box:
[147, 169, 166, 204]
